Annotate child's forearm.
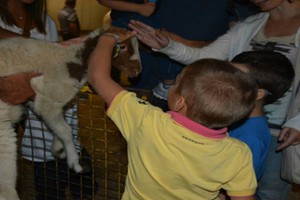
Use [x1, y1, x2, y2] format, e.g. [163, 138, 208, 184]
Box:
[87, 35, 124, 105]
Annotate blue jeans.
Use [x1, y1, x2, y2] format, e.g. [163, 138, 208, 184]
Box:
[256, 136, 292, 200]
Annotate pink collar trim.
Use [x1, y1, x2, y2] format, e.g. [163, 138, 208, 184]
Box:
[167, 111, 228, 139]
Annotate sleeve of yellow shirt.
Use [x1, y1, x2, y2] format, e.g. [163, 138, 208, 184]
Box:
[224, 146, 257, 197]
[107, 90, 157, 141]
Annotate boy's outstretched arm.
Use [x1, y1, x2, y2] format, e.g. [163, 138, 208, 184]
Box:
[88, 35, 124, 105]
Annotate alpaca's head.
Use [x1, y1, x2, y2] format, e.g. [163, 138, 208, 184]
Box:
[77, 26, 142, 80]
[67, 26, 142, 84]
[111, 36, 141, 78]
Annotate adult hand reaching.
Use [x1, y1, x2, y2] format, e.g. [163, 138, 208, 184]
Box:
[0, 72, 41, 105]
[128, 20, 170, 49]
[277, 127, 300, 151]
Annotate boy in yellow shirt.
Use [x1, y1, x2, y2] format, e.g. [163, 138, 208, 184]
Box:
[88, 32, 257, 200]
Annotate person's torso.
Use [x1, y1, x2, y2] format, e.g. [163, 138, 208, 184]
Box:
[111, 0, 145, 20]
[152, 0, 236, 41]
[0, 15, 58, 41]
[58, 6, 80, 33]
[109, 91, 256, 199]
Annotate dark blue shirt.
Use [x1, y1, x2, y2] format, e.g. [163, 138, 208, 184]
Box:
[152, 0, 234, 41]
[110, 0, 145, 20]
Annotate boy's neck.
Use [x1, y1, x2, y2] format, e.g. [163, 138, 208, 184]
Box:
[248, 102, 265, 118]
[249, 107, 264, 117]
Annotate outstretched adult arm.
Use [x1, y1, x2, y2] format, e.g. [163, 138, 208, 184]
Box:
[129, 20, 170, 50]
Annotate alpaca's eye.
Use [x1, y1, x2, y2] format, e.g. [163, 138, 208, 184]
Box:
[119, 44, 128, 53]
[119, 44, 126, 49]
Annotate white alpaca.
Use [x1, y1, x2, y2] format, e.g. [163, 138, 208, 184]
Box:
[0, 27, 141, 200]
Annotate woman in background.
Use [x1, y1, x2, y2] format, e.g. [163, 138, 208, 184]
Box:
[0, 1, 97, 199]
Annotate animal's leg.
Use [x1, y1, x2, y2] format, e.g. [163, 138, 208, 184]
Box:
[30, 77, 84, 173]
[0, 125, 19, 200]
[51, 136, 66, 159]
[0, 103, 22, 200]
[36, 107, 82, 173]
[48, 113, 82, 172]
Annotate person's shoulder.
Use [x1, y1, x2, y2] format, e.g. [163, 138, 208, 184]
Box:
[226, 136, 251, 153]
[45, 15, 56, 23]
[230, 12, 269, 33]
[241, 12, 269, 23]
[45, 15, 57, 30]
[108, 90, 141, 110]
[116, 90, 152, 108]
[107, 90, 159, 119]
[43, 15, 59, 42]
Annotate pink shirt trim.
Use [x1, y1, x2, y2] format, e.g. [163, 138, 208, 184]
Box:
[168, 111, 228, 139]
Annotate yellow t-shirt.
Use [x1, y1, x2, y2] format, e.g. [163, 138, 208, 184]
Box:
[108, 91, 257, 200]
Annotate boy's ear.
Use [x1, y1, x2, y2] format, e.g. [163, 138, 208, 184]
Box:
[174, 96, 187, 113]
[257, 89, 267, 100]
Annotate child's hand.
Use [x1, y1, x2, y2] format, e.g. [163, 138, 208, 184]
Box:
[105, 26, 135, 43]
[129, 20, 170, 49]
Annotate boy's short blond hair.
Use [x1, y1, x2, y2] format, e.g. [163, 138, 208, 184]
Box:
[175, 58, 257, 129]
